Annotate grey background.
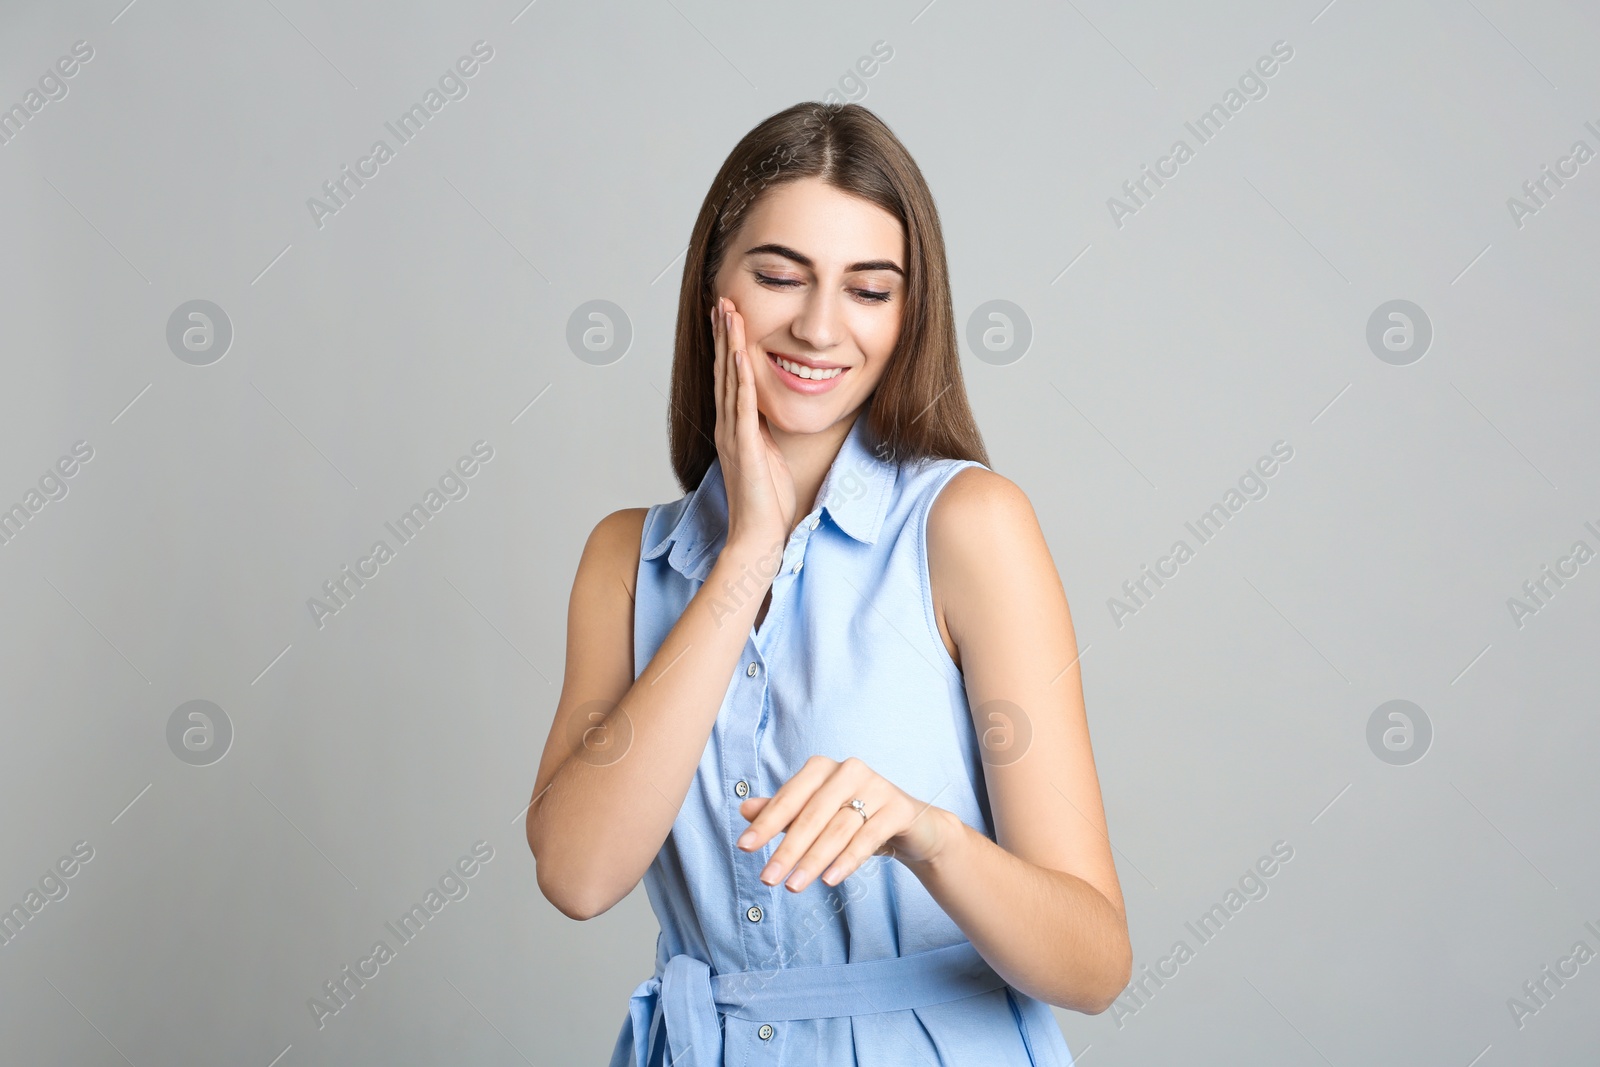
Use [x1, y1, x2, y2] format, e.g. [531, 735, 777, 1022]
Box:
[2, 0, 1597, 1063]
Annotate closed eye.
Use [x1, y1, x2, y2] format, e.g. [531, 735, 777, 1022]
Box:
[754, 272, 893, 304]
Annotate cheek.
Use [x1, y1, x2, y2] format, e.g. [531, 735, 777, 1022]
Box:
[870, 307, 904, 350]
[862, 317, 902, 374]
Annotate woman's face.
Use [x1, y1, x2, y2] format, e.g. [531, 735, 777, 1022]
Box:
[711, 176, 907, 437]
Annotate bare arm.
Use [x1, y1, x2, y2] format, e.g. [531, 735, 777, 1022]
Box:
[525, 508, 781, 920]
[911, 466, 1131, 1012]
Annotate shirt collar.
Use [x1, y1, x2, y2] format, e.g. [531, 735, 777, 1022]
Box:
[641, 413, 896, 583]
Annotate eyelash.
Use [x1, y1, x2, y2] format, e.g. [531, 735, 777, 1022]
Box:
[754, 272, 893, 304]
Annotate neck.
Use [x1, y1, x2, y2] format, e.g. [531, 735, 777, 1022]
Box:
[766, 409, 862, 520]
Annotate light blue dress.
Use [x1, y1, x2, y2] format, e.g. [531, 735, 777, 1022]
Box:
[610, 413, 1075, 1066]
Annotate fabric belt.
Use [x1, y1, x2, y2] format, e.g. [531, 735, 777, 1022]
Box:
[614, 940, 1007, 1067]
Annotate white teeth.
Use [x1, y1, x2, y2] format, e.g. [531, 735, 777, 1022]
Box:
[773, 355, 843, 380]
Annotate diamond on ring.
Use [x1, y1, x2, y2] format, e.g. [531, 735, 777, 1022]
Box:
[846, 798, 868, 822]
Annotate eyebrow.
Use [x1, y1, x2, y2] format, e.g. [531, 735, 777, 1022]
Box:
[742, 242, 904, 277]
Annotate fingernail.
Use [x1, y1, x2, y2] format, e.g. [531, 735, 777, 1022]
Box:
[760, 862, 778, 883]
[738, 831, 755, 849]
[785, 872, 807, 891]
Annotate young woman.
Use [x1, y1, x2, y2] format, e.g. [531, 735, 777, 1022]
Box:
[527, 102, 1130, 1066]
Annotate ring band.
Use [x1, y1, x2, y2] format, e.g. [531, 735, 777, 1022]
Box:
[844, 798, 869, 822]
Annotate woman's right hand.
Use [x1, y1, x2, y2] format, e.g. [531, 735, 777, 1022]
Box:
[712, 296, 797, 570]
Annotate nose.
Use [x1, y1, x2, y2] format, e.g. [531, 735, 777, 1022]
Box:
[788, 286, 844, 351]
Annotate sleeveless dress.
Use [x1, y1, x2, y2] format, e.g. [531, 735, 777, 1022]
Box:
[610, 412, 1075, 1066]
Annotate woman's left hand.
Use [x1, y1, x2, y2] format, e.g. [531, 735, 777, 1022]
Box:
[736, 755, 956, 892]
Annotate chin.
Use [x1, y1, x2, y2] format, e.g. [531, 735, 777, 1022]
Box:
[756, 395, 854, 438]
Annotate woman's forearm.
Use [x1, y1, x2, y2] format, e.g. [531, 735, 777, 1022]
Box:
[902, 808, 1132, 1014]
[529, 540, 780, 919]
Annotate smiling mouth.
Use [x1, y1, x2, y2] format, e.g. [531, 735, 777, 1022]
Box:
[768, 353, 847, 380]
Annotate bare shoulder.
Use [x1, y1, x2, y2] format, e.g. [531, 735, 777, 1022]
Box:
[927, 467, 1054, 666]
[563, 506, 648, 683]
[588, 506, 649, 552]
[928, 466, 1044, 560]
[581, 507, 649, 595]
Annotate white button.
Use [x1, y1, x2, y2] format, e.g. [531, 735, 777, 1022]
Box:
[791, 560, 802, 574]
[746, 662, 758, 677]
[758, 1023, 775, 1040]
[810, 517, 819, 529]
[746, 905, 763, 923]
[734, 780, 749, 798]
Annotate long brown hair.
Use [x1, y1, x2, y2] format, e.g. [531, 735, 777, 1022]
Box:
[666, 101, 990, 493]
